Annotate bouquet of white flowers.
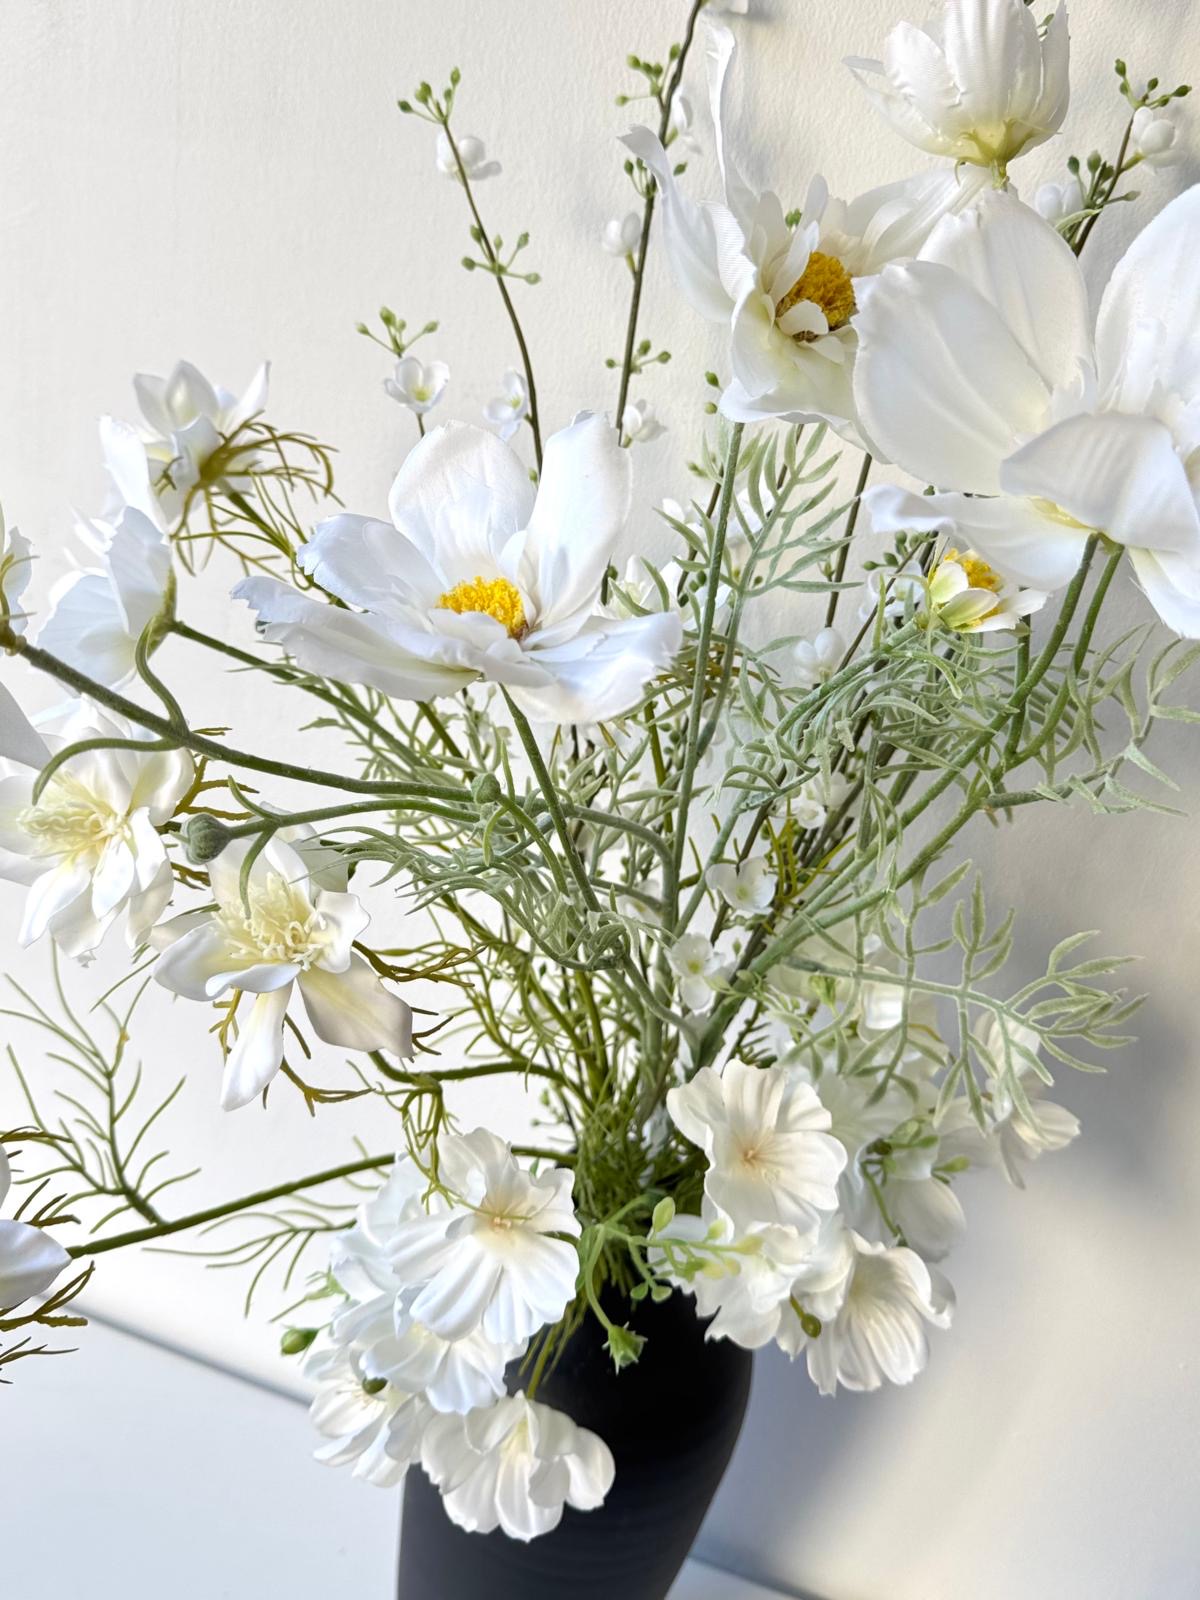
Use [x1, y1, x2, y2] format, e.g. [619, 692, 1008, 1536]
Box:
[0, 0, 1194, 1588]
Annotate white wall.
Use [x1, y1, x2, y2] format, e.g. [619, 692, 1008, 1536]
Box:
[1, 2, 1198, 1596]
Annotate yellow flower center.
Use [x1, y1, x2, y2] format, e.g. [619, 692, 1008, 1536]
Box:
[18, 776, 127, 865]
[437, 575, 528, 639]
[777, 251, 857, 337]
[943, 548, 1002, 593]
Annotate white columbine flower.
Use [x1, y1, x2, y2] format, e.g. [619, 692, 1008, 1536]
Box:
[856, 186, 1200, 635]
[128, 359, 269, 519]
[305, 1340, 431, 1487]
[792, 626, 843, 688]
[667, 1058, 847, 1233]
[435, 129, 501, 182]
[151, 836, 412, 1110]
[0, 1143, 71, 1313]
[601, 212, 642, 258]
[666, 934, 729, 1012]
[706, 856, 776, 915]
[925, 545, 1047, 632]
[622, 20, 986, 437]
[0, 507, 33, 635]
[483, 369, 529, 441]
[386, 1129, 580, 1345]
[421, 1392, 615, 1541]
[1130, 104, 1181, 169]
[234, 416, 682, 724]
[846, 0, 1070, 173]
[0, 702, 191, 960]
[621, 399, 667, 444]
[1033, 174, 1085, 227]
[384, 356, 450, 416]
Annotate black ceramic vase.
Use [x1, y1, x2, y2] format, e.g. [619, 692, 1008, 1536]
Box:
[396, 1292, 753, 1598]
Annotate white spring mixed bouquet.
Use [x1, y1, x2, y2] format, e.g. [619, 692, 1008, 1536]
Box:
[0, 0, 1194, 1543]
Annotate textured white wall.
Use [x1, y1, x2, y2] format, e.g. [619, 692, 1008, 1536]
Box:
[1, 2, 1199, 1596]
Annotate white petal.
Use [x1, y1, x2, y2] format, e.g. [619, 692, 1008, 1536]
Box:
[298, 956, 413, 1056]
[1095, 183, 1200, 406]
[220, 985, 293, 1109]
[0, 1218, 70, 1308]
[0, 681, 49, 769]
[387, 421, 534, 571]
[1128, 547, 1200, 638]
[618, 128, 730, 323]
[513, 611, 682, 724]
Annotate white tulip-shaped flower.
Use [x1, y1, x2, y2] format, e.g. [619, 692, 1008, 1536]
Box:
[0, 1144, 70, 1313]
[705, 856, 776, 915]
[435, 130, 501, 182]
[128, 359, 270, 519]
[387, 1129, 581, 1345]
[0, 701, 191, 960]
[421, 1392, 615, 1540]
[384, 355, 450, 416]
[667, 1058, 847, 1233]
[152, 836, 412, 1110]
[305, 1340, 431, 1487]
[622, 21, 986, 436]
[235, 415, 682, 723]
[601, 212, 642, 258]
[846, 0, 1070, 172]
[0, 507, 33, 635]
[857, 187, 1200, 634]
[483, 369, 529, 441]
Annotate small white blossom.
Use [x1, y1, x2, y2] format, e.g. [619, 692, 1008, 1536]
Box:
[421, 1392, 615, 1541]
[793, 769, 852, 831]
[792, 626, 843, 689]
[601, 212, 642, 257]
[128, 359, 270, 519]
[1130, 104, 1182, 169]
[0, 1143, 70, 1313]
[927, 546, 1047, 633]
[435, 130, 501, 182]
[482, 368, 529, 441]
[666, 933, 729, 1012]
[384, 355, 450, 416]
[621, 399, 667, 444]
[706, 856, 776, 915]
[1033, 174, 1086, 226]
[305, 1341, 431, 1487]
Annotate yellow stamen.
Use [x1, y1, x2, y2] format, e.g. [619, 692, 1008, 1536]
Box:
[943, 548, 1002, 593]
[437, 574, 527, 639]
[777, 251, 856, 337]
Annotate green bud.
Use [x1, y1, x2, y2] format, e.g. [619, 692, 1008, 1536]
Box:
[704, 401, 718, 415]
[799, 1310, 822, 1339]
[280, 1326, 318, 1356]
[650, 1195, 675, 1234]
[705, 370, 720, 387]
[615, 94, 629, 106]
[605, 1323, 646, 1370]
[415, 81, 433, 103]
[449, 67, 461, 85]
[1115, 58, 1127, 77]
[525, 272, 541, 285]
[397, 99, 414, 114]
[462, 257, 476, 271]
[472, 773, 502, 804]
[626, 53, 641, 69]
[184, 813, 234, 865]
[361, 1376, 388, 1397]
[649, 1283, 672, 1303]
[354, 321, 370, 335]
[516, 231, 530, 249]
[1148, 76, 1159, 91]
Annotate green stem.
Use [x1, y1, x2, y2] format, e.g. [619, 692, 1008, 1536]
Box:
[824, 452, 873, 630]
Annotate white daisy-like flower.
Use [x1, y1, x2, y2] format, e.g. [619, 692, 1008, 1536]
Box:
[601, 212, 642, 258]
[1130, 104, 1181, 169]
[435, 129, 501, 182]
[234, 416, 682, 724]
[792, 626, 843, 688]
[305, 1340, 431, 1487]
[621, 398, 667, 444]
[421, 1392, 615, 1541]
[845, 0, 1070, 172]
[384, 355, 450, 416]
[0, 701, 192, 961]
[0, 506, 33, 636]
[667, 1058, 847, 1233]
[925, 544, 1047, 633]
[126, 359, 269, 520]
[706, 856, 776, 915]
[386, 1129, 581, 1345]
[666, 933, 729, 1012]
[0, 1143, 70, 1313]
[151, 836, 412, 1110]
[482, 369, 529, 441]
[1033, 174, 1085, 227]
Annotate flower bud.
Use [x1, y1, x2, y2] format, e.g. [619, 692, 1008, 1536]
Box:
[605, 1323, 646, 1370]
[472, 773, 502, 804]
[280, 1326, 319, 1356]
[184, 813, 234, 864]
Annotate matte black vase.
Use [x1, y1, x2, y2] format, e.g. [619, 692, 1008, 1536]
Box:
[396, 1292, 753, 1598]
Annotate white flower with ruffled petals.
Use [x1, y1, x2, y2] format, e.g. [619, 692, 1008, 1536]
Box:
[152, 836, 412, 1110]
[0, 702, 191, 960]
[601, 212, 642, 258]
[666, 933, 729, 1012]
[667, 1058, 847, 1233]
[483, 369, 529, 441]
[305, 1340, 430, 1487]
[436, 130, 501, 182]
[0, 1143, 70, 1313]
[845, 0, 1070, 173]
[621, 399, 666, 444]
[421, 1392, 614, 1540]
[856, 186, 1200, 635]
[234, 416, 681, 724]
[1130, 104, 1181, 170]
[384, 356, 450, 416]
[386, 1129, 580, 1345]
[706, 856, 775, 915]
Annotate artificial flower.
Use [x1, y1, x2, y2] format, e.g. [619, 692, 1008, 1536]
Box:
[667, 1058, 847, 1233]
[435, 129, 501, 181]
[0, 1143, 70, 1312]
[0, 506, 33, 636]
[943, 1016, 1080, 1186]
[622, 20, 986, 436]
[483, 369, 529, 441]
[384, 355, 450, 415]
[792, 626, 843, 688]
[126, 359, 269, 519]
[706, 856, 776, 915]
[666, 933, 729, 1012]
[0, 701, 191, 960]
[601, 212, 642, 257]
[855, 186, 1200, 634]
[386, 1128, 580, 1345]
[1033, 173, 1085, 227]
[865, 1143, 967, 1260]
[846, 0, 1070, 172]
[925, 544, 1047, 632]
[792, 769, 852, 831]
[305, 1340, 430, 1487]
[421, 1392, 615, 1541]
[783, 1050, 911, 1181]
[1130, 104, 1181, 169]
[152, 836, 412, 1110]
[621, 398, 667, 444]
[235, 416, 683, 723]
[667, 93, 700, 155]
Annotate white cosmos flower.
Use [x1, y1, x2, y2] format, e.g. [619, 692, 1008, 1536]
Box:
[421, 1392, 615, 1541]
[0, 507, 33, 635]
[925, 543, 1047, 632]
[435, 129, 501, 181]
[305, 1340, 431, 1487]
[1130, 104, 1181, 169]
[667, 1058, 847, 1233]
[601, 212, 642, 257]
[0, 702, 191, 960]
[151, 836, 412, 1110]
[846, 0, 1070, 172]
[621, 398, 667, 444]
[666, 933, 729, 1012]
[384, 355, 450, 416]
[622, 21, 986, 437]
[1033, 174, 1085, 227]
[792, 626, 843, 688]
[706, 856, 776, 915]
[855, 186, 1200, 634]
[328, 1157, 524, 1415]
[127, 359, 269, 520]
[386, 1129, 580, 1345]
[0, 1143, 71, 1312]
[483, 369, 529, 441]
[234, 416, 681, 724]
